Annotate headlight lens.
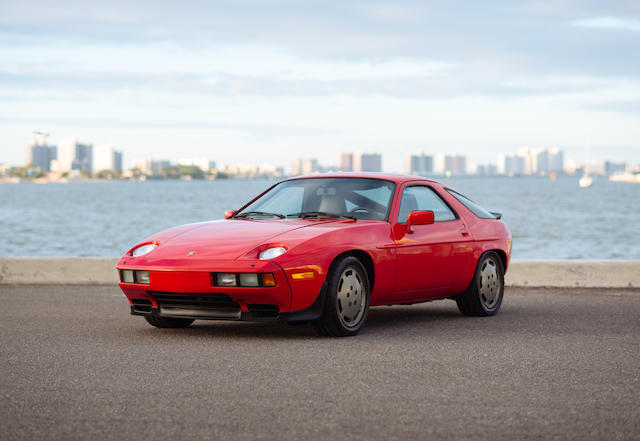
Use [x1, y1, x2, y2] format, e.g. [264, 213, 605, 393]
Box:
[259, 247, 287, 260]
[121, 270, 134, 283]
[239, 273, 259, 286]
[135, 270, 150, 284]
[217, 273, 237, 286]
[132, 243, 158, 257]
[119, 270, 150, 284]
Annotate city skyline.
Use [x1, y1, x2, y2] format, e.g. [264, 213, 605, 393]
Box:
[3, 128, 640, 173]
[11, 131, 640, 173]
[1, 1, 639, 170]
[17, 131, 634, 179]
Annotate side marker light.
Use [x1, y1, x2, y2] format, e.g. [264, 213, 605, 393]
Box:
[291, 271, 315, 280]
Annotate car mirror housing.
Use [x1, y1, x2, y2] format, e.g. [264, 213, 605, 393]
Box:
[224, 210, 236, 219]
[406, 210, 434, 233]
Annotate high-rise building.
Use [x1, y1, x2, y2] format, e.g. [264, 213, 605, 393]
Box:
[405, 153, 433, 176]
[338, 153, 353, 172]
[93, 145, 123, 173]
[605, 161, 626, 175]
[499, 147, 564, 175]
[512, 155, 526, 175]
[500, 153, 527, 175]
[497, 154, 512, 175]
[26, 142, 57, 171]
[548, 148, 564, 173]
[25, 134, 56, 171]
[516, 147, 534, 175]
[54, 138, 92, 173]
[476, 164, 498, 176]
[291, 158, 319, 175]
[435, 154, 466, 175]
[353, 153, 382, 172]
[533, 148, 549, 175]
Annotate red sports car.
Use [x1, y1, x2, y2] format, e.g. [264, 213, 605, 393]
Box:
[117, 173, 512, 336]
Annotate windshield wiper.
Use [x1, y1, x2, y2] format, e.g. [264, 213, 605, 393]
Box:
[235, 211, 285, 219]
[287, 211, 357, 221]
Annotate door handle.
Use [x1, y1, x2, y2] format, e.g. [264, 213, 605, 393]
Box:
[460, 229, 469, 237]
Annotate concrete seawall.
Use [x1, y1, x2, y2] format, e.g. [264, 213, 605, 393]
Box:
[1, 258, 639, 288]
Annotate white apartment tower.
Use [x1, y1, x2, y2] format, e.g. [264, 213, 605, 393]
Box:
[53, 138, 93, 173]
[93, 145, 123, 173]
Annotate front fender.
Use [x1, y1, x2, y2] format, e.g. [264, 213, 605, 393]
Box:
[274, 222, 396, 310]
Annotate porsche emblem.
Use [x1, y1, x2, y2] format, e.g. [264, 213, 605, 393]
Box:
[187, 251, 196, 256]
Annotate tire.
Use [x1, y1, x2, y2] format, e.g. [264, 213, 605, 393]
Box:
[144, 315, 194, 328]
[314, 256, 370, 337]
[456, 251, 504, 316]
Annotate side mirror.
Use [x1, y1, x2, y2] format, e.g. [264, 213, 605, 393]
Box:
[224, 210, 236, 219]
[406, 210, 434, 233]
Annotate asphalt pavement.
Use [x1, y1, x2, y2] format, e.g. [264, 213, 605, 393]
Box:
[1, 285, 639, 441]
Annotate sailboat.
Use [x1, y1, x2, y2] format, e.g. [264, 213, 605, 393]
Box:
[579, 173, 593, 188]
[579, 144, 593, 188]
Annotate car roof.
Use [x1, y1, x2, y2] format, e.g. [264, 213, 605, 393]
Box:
[281, 172, 441, 185]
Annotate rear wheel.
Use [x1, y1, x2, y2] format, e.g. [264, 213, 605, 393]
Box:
[144, 315, 194, 328]
[456, 252, 504, 316]
[314, 256, 370, 337]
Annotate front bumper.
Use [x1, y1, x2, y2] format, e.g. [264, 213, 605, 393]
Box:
[129, 283, 327, 323]
[117, 259, 326, 322]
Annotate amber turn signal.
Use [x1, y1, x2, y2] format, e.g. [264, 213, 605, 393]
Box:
[291, 271, 315, 280]
[261, 273, 277, 286]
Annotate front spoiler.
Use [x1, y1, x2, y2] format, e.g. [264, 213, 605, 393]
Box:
[131, 282, 327, 323]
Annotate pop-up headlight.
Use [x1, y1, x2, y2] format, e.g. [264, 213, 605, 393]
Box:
[259, 247, 287, 260]
[131, 243, 158, 257]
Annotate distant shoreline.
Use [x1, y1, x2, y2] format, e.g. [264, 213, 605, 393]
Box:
[0, 174, 622, 184]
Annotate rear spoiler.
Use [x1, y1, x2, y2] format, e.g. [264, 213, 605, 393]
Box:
[490, 212, 502, 220]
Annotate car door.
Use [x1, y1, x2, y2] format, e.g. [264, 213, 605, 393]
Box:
[393, 184, 474, 297]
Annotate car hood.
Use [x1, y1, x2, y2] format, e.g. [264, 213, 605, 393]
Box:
[142, 219, 342, 261]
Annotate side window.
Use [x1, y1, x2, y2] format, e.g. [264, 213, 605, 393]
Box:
[446, 189, 496, 219]
[397, 186, 457, 223]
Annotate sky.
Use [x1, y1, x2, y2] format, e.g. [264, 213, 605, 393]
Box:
[1, 0, 639, 172]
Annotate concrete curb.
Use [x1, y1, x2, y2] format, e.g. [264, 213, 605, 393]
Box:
[0, 258, 119, 285]
[0, 258, 639, 288]
[505, 260, 640, 288]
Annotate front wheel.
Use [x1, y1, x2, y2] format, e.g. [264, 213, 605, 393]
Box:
[456, 252, 504, 316]
[144, 315, 194, 328]
[314, 256, 370, 337]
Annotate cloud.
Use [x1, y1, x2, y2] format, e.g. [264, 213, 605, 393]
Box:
[1, 1, 640, 167]
[0, 114, 341, 136]
[592, 100, 640, 114]
[572, 17, 640, 32]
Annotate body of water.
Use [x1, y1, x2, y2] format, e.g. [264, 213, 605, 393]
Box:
[1, 177, 638, 259]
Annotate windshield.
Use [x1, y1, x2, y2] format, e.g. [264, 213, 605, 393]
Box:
[236, 177, 396, 221]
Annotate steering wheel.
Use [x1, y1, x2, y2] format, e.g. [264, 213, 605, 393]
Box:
[348, 206, 376, 217]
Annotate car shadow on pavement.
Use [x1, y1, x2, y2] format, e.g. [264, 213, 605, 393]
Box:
[127, 301, 487, 340]
[133, 320, 320, 339]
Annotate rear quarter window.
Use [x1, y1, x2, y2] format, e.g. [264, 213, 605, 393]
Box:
[446, 189, 496, 219]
